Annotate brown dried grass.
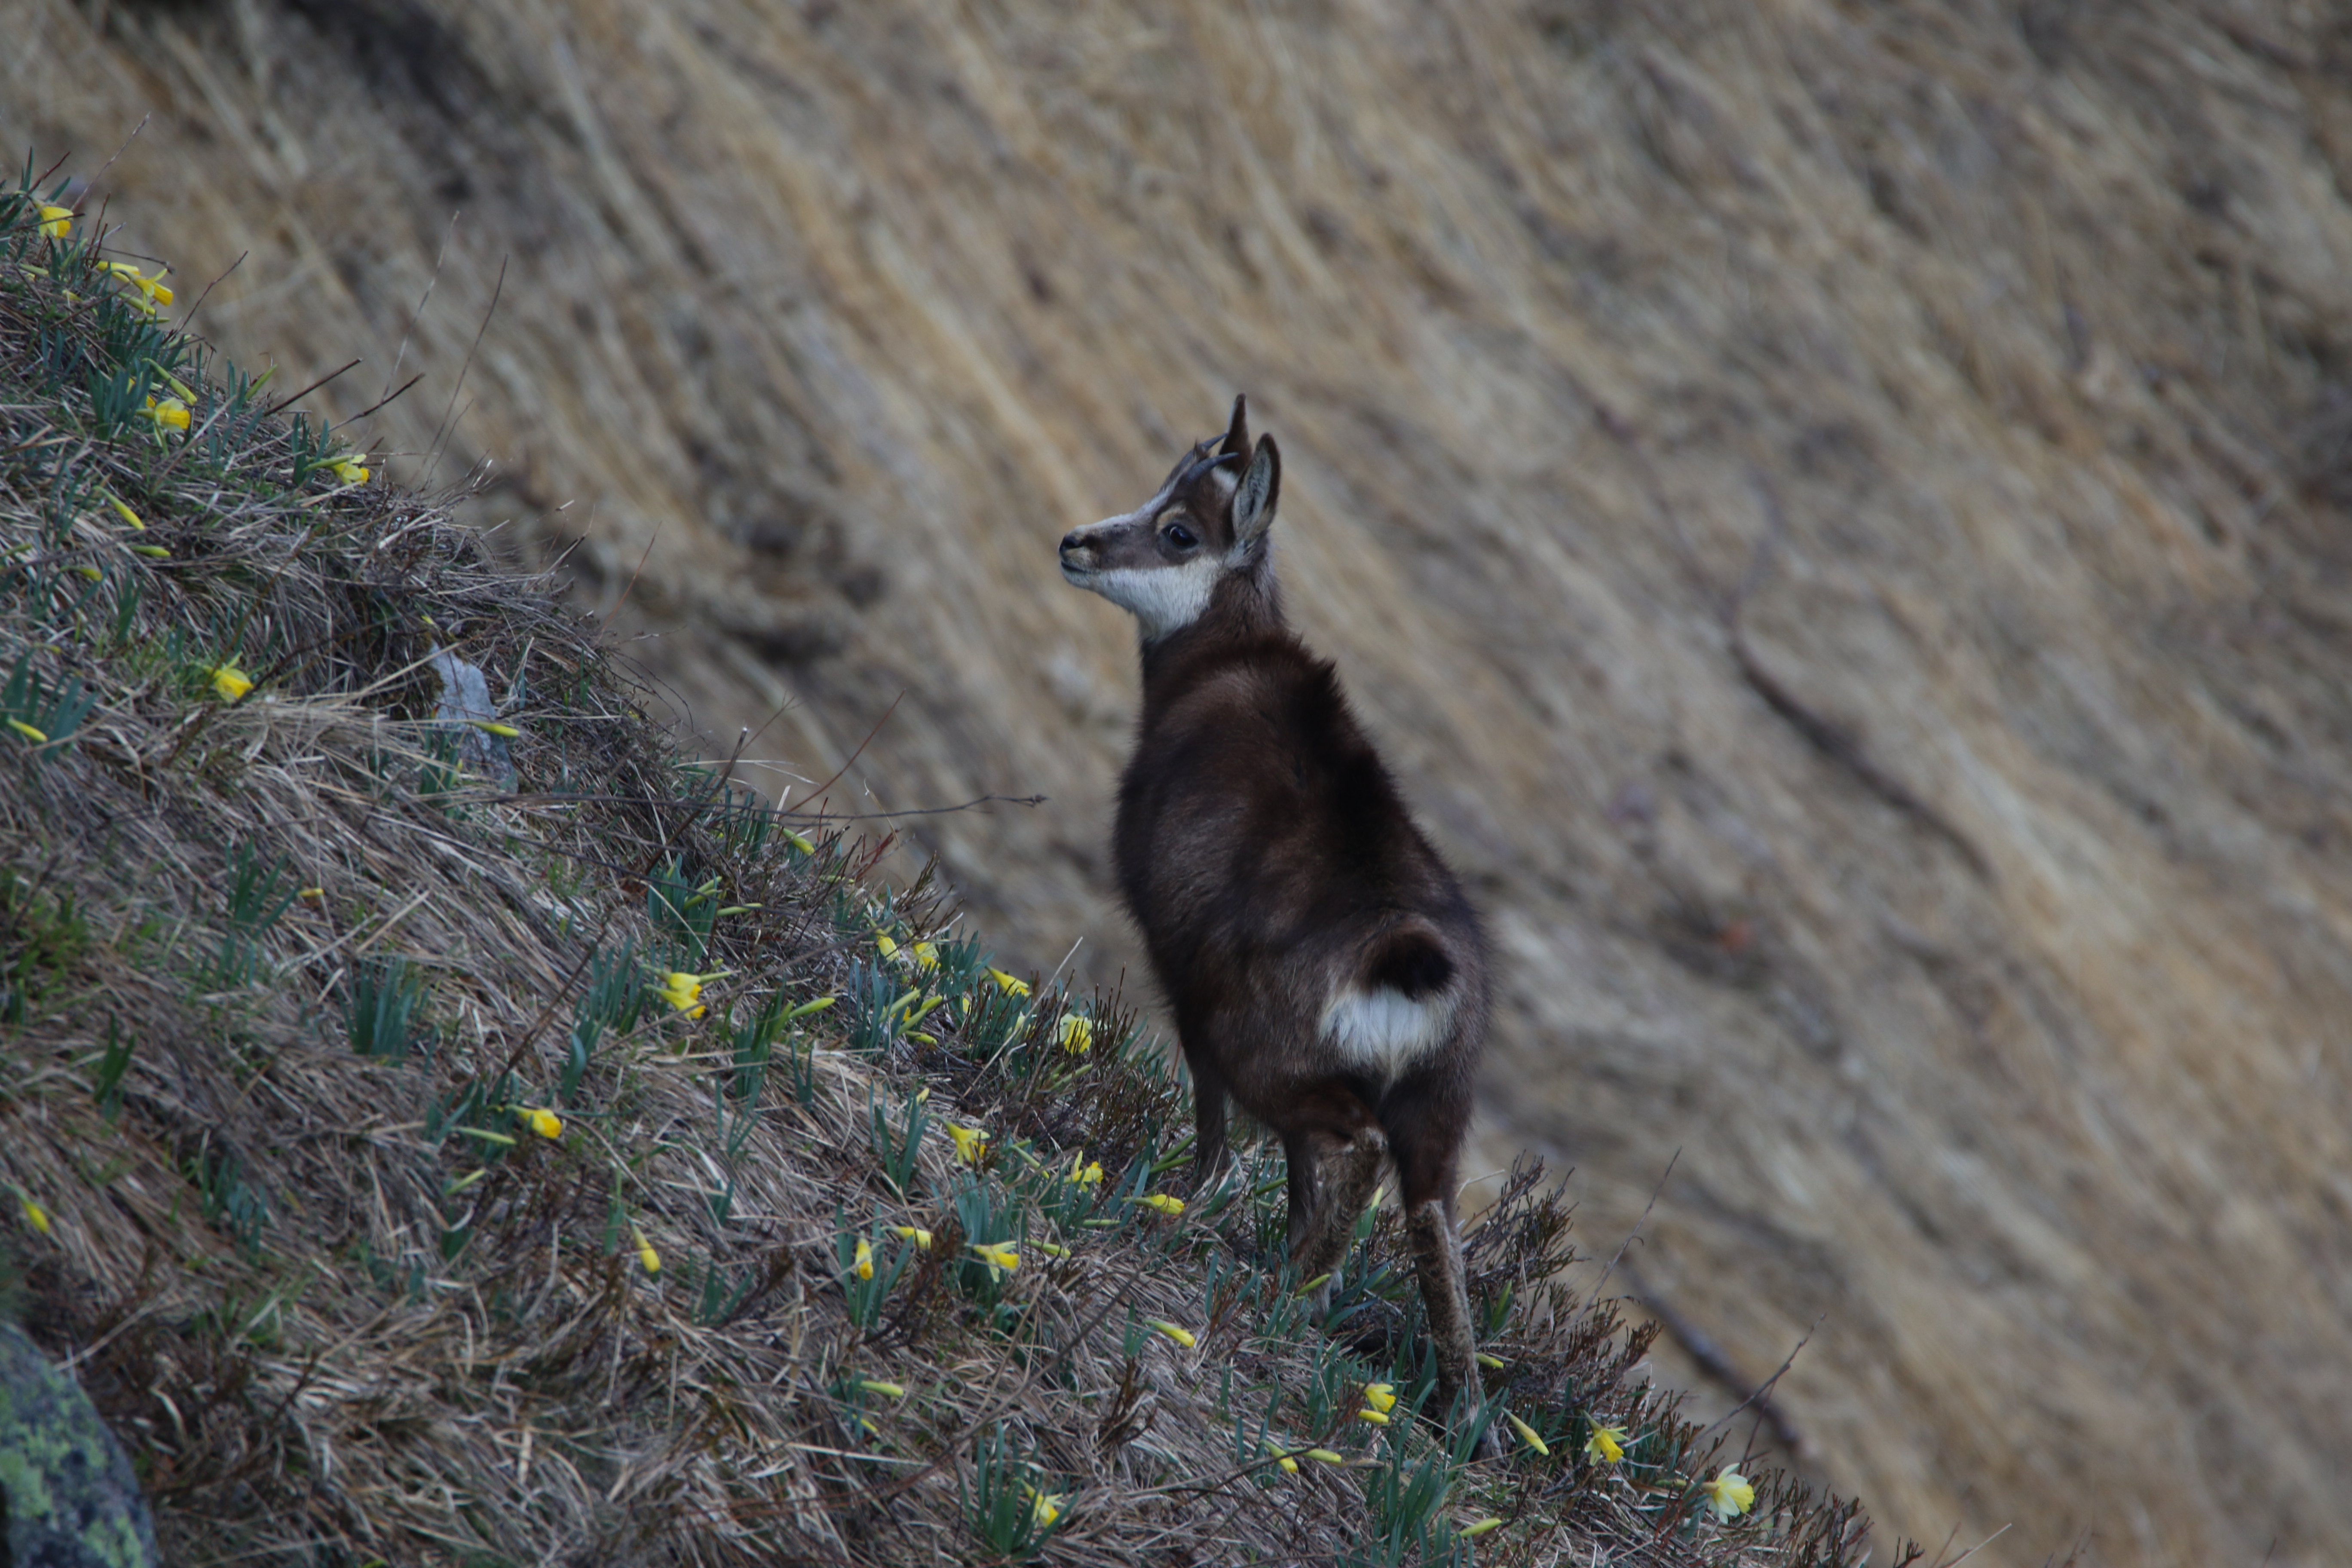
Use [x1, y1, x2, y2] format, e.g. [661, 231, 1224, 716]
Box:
[21, 5, 2352, 1562]
[0, 196, 1883, 1567]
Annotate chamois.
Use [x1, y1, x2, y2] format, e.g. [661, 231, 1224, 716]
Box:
[1058, 396, 1492, 1433]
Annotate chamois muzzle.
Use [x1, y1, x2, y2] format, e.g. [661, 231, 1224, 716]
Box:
[1057, 528, 1099, 582]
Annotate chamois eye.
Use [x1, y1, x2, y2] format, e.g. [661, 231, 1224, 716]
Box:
[1163, 521, 1198, 551]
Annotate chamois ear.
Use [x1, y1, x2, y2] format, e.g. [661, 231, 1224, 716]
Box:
[1230, 435, 1281, 554]
[1219, 395, 1251, 459]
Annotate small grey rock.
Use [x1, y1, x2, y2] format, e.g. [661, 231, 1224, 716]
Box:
[0, 1320, 158, 1568]
[430, 643, 515, 789]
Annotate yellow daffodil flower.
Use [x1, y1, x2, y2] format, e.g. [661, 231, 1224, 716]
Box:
[1695, 1467, 1755, 1522]
[1067, 1154, 1103, 1188]
[853, 1237, 874, 1280]
[329, 455, 370, 486]
[106, 496, 144, 530]
[874, 931, 900, 962]
[858, 1379, 906, 1398]
[143, 395, 190, 432]
[1131, 1192, 1184, 1216]
[889, 1225, 933, 1250]
[909, 940, 938, 971]
[38, 205, 72, 240]
[1357, 1409, 1390, 1425]
[946, 1123, 988, 1164]
[1057, 1014, 1093, 1055]
[970, 1242, 1019, 1274]
[1263, 1439, 1299, 1474]
[522, 1107, 562, 1140]
[1363, 1382, 1396, 1415]
[987, 967, 1030, 997]
[1461, 1519, 1503, 1539]
[19, 1194, 50, 1234]
[1505, 1413, 1551, 1456]
[101, 262, 172, 308]
[1584, 1422, 1627, 1464]
[1145, 1318, 1195, 1348]
[1027, 1486, 1063, 1528]
[211, 665, 253, 702]
[1304, 1449, 1345, 1464]
[651, 971, 706, 1019]
[632, 1223, 661, 1274]
[6, 719, 47, 744]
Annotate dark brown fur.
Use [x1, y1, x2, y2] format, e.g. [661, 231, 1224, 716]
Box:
[1060, 398, 1492, 1431]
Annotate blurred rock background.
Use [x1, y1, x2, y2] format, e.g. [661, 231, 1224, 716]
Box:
[10, 2, 2352, 1561]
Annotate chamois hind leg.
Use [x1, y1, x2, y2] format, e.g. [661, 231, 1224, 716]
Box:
[1387, 1077, 1495, 1455]
[1281, 1130, 1323, 1261]
[1281, 1086, 1387, 1314]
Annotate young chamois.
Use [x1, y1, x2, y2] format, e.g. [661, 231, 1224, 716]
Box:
[1058, 397, 1492, 1433]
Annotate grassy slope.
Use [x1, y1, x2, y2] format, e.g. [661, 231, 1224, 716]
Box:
[0, 185, 1883, 1568]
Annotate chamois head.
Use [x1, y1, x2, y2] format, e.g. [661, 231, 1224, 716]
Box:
[1058, 395, 1282, 643]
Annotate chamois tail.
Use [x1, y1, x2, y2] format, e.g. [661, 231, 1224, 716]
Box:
[1362, 922, 1454, 1000]
[1323, 922, 1458, 1080]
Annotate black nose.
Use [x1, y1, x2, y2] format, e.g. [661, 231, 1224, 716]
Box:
[1059, 530, 1084, 555]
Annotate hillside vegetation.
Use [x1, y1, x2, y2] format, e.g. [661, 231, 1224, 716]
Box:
[14, 4, 2352, 1562]
[0, 188, 1882, 1566]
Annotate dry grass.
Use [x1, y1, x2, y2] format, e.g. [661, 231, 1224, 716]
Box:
[19, 6, 2352, 1562]
[0, 191, 1886, 1567]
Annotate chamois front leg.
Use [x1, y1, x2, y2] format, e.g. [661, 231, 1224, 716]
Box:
[1189, 1067, 1232, 1187]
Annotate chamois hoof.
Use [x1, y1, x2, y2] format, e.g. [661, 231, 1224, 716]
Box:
[1189, 1157, 1243, 1204]
[1428, 1383, 1503, 1460]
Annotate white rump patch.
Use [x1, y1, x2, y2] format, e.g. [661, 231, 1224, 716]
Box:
[1088, 557, 1220, 643]
[1323, 986, 1453, 1083]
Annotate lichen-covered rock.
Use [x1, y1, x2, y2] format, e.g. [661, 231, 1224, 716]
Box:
[0, 1321, 157, 1568]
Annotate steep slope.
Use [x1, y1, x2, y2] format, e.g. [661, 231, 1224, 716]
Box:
[0, 190, 1865, 1564]
[10, 3, 2352, 1562]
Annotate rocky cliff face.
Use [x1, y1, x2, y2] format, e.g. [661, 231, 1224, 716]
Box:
[12, 2, 2352, 1560]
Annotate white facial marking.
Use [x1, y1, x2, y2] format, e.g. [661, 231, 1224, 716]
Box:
[1088, 556, 1220, 642]
[1323, 986, 1454, 1084]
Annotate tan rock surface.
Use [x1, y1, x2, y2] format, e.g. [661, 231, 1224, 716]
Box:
[13, 3, 2352, 1560]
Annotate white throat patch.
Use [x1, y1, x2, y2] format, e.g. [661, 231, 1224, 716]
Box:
[1087, 557, 1222, 643]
